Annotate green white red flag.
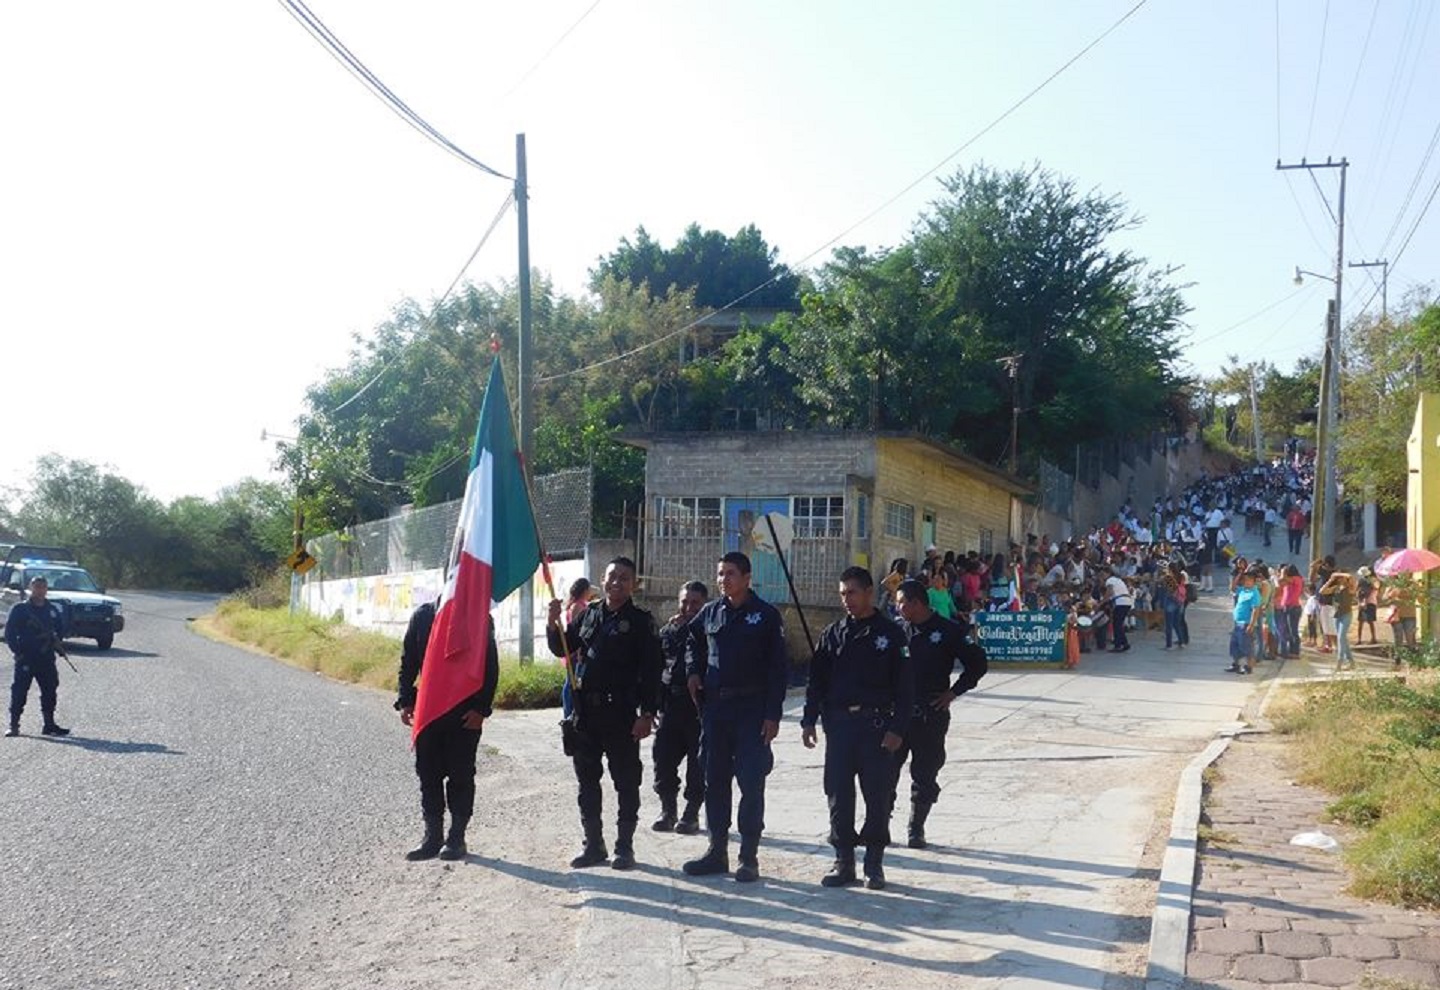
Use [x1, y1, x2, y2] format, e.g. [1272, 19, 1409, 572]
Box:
[412, 359, 540, 742]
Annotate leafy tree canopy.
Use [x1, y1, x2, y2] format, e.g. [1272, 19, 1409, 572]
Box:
[591, 223, 802, 310]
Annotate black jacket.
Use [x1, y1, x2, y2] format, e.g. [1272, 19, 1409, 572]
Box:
[395, 601, 500, 717]
[684, 592, 788, 722]
[902, 612, 987, 702]
[802, 611, 913, 736]
[547, 598, 662, 715]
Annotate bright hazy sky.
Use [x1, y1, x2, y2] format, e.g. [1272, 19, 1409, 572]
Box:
[2, 1, 1436, 503]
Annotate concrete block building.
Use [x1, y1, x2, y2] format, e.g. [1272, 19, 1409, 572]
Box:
[625, 431, 1030, 607]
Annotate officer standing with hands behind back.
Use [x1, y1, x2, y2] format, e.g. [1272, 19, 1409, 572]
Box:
[682, 551, 788, 884]
[547, 557, 663, 871]
[894, 577, 987, 849]
[802, 566, 913, 890]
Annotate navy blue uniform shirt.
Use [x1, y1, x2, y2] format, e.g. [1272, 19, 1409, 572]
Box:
[902, 612, 987, 702]
[684, 592, 787, 723]
[5, 600, 63, 658]
[802, 610, 913, 737]
[548, 598, 663, 715]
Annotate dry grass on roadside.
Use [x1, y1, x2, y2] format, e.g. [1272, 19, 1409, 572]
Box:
[198, 600, 564, 709]
[1271, 674, 1440, 907]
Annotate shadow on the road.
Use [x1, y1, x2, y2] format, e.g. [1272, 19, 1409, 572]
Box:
[475, 853, 1140, 983]
[922, 845, 1161, 882]
[32, 734, 184, 756]
[64, 646, 160, 660]
[974, 693, 1084, 706]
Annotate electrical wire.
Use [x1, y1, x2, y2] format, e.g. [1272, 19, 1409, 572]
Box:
[331, 191, 514, 414]
[539, 0, 1153, 384]
[1283, 172, 1334, 260]
[501, 0, 603, 100]
[1307, 168, 1337, 225]
[1378, 115, 1440, 256]
[1303, 0, 1331, 153]
[1330, 0, 1381, 149]
[1186, 284, 1316, 350]
[279, 0, 510, 180]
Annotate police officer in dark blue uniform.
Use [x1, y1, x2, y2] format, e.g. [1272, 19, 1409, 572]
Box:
[802, 566, 912, 890]
[651, 580, 708, 835]
[395, 598, 499, 861]
[894, 577, 987, 849]
[547, 557, 663, 871]
[682, 552, 787, 883]
[6, 576, 69, 738]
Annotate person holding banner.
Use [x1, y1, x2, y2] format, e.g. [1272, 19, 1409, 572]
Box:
[682, 552, 788, 883]
[547, 557, 663, 871]
[396, 599, 499, 862]
[801, 567, 913, 890]
[893, 578, 986, 849]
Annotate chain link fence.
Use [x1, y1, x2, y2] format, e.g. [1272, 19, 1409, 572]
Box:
[306, 466, 592, 580]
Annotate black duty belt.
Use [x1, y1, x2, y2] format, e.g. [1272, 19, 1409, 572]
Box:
[837, 703, 894, 718]
[579, 691, 633, 708]
[713, 686, 762, 702]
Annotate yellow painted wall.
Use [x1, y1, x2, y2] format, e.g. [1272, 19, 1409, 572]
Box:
[1407, 393, 1440, 637]
[873, 439, 1015, 566]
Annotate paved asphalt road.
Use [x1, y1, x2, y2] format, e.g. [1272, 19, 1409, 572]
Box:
[2, 582, 1269, 990]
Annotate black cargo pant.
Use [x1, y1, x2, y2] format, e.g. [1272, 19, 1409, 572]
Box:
[893, 706, 949, 809]
[9, 653, 59, 724]
[823, 709, 899, 850]
[414, 711, 483, 823]
[572, 697, 642, 828]
[652, 691, 703, 808]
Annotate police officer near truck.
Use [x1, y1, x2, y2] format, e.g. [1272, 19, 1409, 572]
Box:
[547, 556, 663, 871]
[893, 577, 987, 848]
[395, 597, 499, 862]
[6, 576, 70, 738]
[682, 551, 788, 883]
[651, 580, 708, 835]
[801, 566, 913, 890]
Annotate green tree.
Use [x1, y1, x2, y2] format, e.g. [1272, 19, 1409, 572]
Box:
[592, 223, 802, 310]
[1338, 295, 1439, 510]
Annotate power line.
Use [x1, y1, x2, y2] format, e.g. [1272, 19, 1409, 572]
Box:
[1307, 167, 1338, 225]
[1303, 0, 1331, 152]
[1378, 114, 1440, 256]
[1388, 168, 1440, 268]
[539, 0, 1153, 384]
[331, 191, 515, 414]
[1331, 0, 1381, 149]
[279, 0, 510, 180]
[502, 0, 603, 100]
[1187, 284, 1315, 349]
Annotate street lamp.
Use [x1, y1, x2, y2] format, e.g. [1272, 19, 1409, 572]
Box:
[1294, 266, 1336, 286]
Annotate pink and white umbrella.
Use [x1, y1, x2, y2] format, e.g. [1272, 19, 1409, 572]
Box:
[1375, 548, 1440, 577]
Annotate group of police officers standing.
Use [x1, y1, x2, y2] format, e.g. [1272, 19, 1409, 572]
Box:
[398, 550, 985, 890]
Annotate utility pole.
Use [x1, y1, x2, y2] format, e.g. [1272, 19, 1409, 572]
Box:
[1348, 258, 1388, 321]
[1248, 366, 1264, 464]
[998, 354, 1022, 475]
[1276, 156, 1346, 559]
[1347, 256, 1387, 551]
[515, 133, 535, 663]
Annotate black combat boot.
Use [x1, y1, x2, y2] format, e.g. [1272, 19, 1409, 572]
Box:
[651, 797, 677, 833]
[570, 820, 609, 869]
[438, 818, 469, 861]
[674, 800, 701, 835]
[821, 848, 858, 887]
[735, 834, 760, 883]
[41, 721, 70, 737]
[612, 820, 637, 871]
[405, 816, 444, 861]
[907, 802, 933, 850]
[5, 716, 19, 738]
[682, 834, 729, 876]
[863, 845, 887, 890]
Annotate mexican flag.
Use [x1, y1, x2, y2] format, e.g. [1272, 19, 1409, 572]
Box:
[412, 359, 540, 742]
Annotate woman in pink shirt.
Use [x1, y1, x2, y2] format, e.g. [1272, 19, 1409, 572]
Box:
[1275, 564, 1304, 658]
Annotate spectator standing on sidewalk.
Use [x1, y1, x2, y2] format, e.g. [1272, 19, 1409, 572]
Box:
[1225, 570, 1263, 675]
[1354, 567, 1379, 646]
[1276, 564, 1304, 658]
[1320, 571, 1358, 671]
[1310, 555, 1338, 653]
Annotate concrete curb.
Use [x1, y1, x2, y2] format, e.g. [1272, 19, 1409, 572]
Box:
[1144, 733, 1233, 988]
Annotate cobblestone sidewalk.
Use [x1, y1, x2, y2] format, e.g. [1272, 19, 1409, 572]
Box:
[1184, 733, 1440, 989]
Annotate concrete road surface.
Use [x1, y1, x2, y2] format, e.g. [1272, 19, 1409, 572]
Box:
[1, 587, 1263, 990]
